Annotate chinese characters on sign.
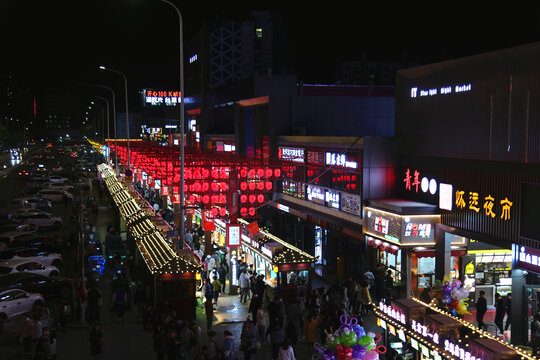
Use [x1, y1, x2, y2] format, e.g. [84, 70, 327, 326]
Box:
[411, 320, 439, 344]
[404, 222, 432, 238]
[325, 152, 358, 169]
[455, 189, 513, 221]
[403, 169, 437, 195]
[515, 245, 540, 274]
[144, 90, 182, 106]
[278, 147, 305, 163]
[378, 302, 406, 325]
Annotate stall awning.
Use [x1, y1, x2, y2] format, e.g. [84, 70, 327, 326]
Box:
[415, 249, 467, 258]
[367, 237, 400, 255]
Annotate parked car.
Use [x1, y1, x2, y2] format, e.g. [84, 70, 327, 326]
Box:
[0, 273, 72, 301]
[0, 248, 62, 268]
[46, 175, 68, 183]
[8, 197, 52, 212]
[0, 289, 45, 331]
[5, 235, 67, 255]
[0, 259, 60, 277]
[11, 211, 62, 230]
[38, 189, 73, 202]
[39, 181, 74, 191]
[0, 231, 40, 246]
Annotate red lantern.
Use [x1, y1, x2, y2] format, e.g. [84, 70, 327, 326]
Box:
[240, 195, 247, 204]
[257, 168, 264, 178]
[257, 181, 264, 191]
[240, 168, 248, 178]
[249, 207, 256, 217]
[265, 181, 272, 191]
[211, 195, 219, 203]
[211, 207, 218, 217]
[202, 182, 210, 192]
[266, 168, 273, 178]
[249, 194, 256, 203]
[248, 182, 256, 191]
[274, 168, 281, 178]
[219, 207, 227, 216]
[162, 187, 169, 196]
[202, 195, 210, 204]
[240, 182, 248, 191]
[257, 194, 265, 203]
[211, 182, 219, 192]
[240, 207, 248, 216]
[248, 169, 256, 178]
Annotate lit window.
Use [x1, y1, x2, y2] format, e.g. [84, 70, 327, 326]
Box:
[256, 28, 262, 38]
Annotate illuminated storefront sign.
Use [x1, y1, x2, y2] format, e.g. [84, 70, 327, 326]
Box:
[307, 150, 325, 165]
[403, 221, 432, 239]
[226, 224, 241, 247]
[325, 151, 357, 169]
[378, 301, 406, 324]
[340, 192, 362, 216]
[278, 146, 305, 163]
[261, 245, 273, 259]
[455, 189, 513, 221]
[411, 319, 440, 344]
[410, 83, 471, 98]
[365, 208, 402, 244]
[307, 184, 325, 205]
[515, 245, 540, 274]
[325, 189, 340, 209]
[143, 89, 182, 106]
[277, 204, 290, 213]
[403, 168, 437, 195]
[439, 183, 453, 210]
[444, 339, 476, 360]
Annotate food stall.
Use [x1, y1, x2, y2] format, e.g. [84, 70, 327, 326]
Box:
[374, 297, 530, 360]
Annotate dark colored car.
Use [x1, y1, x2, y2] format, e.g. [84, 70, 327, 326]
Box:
[0, 273, 72, 300]
[5, 235, 69, 254]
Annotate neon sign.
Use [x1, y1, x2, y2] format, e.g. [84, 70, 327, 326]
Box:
[455, 189, 513, 221]
[307, 184, 325, 205]
[325, 152, 357, 169]
[403, 168, 437, 195]
[325, 189, 340, 209]
[278, 147, 305, 163]
[144, 90, 182, 106]
[378, 301, 406, 324]
[516, 245, 540, 274]
[404, 222, 432, 238]
[410, 83, 471, 98]
[411, 320, 439, 344]
[444, 339, 476, 360]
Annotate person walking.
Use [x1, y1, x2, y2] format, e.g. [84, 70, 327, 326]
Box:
[111, 286, 127, 322]
[476, 290, 488, 330]
[239, 269, 251, 304]
[21, 314, 34, 355]
[240, 320, 258, 360]
[222, 330, 235, 360]
[205, 297, 214, 331]
[205, 330, 219, 360]
[360, 279, 372, 315]
[256, 303, 267, 345]
[217, 264, 227, 294]
[153, 325, 167, 360]
[89, 323, 103, 360]
[494, 293, 505, 334]
[505, 293, 512, 331]
[270, 322, 286, 360]
[211, 276, 222, 305]
[304, 312, 318, 344]
[278, 338, 296, 360]
[86, 284, 102, 324]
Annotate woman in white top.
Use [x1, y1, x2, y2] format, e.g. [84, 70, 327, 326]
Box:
[256, 303, 267, 345]
[278, 338, 295, 360]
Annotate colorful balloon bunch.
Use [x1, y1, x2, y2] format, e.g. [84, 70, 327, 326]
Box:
[432, 275, 471, 316]
[313, 315, 386, 360]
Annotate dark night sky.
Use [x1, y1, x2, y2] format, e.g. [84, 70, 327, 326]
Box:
[3, 1, 540, 105]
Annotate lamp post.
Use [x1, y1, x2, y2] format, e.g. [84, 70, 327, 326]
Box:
[160, 0, 185, 252]
[92, 96, 109, 142]
[99, 66, 130, 171]
[80, 82, 118, 175]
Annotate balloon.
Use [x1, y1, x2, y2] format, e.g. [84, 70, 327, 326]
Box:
[363, 351, 379, 360]
[452, 279, 462, 288]
[460, 288, 470, 298]
[327, 334, 341, 350]
[323, 349, 337, 360]
[441, 294, 451, 304]
[450, 308, 457, 317]
[351, 344, 367, 359]
[441, 285, 452, 294]
[336, 345, 353, 360]
[451, 289, 461, 300]
[366, 343, 376, 352]
[352, 325, 366, 338]
[450, 299, 458, 309]
[358, 335, 374, 347]
[341, 328, 358, 348]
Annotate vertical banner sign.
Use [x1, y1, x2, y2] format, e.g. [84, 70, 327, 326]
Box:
[226, 224, 242, 247]
[261, 136, 270, 159]
[202, 211, 215, 231]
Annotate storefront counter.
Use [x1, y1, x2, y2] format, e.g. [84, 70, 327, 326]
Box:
[393, 298, 427, 323]
[469, 338, 517, 360]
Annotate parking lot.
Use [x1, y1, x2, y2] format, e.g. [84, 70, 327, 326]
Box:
[0, 141, 101, 359]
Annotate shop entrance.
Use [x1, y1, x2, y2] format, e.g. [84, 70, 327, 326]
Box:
[525, 285, 540, 344]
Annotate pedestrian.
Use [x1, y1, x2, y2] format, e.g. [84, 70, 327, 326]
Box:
[86, 284, 102, 324]
[278, 337, 296, 360]
[76, 286, 86, 323]
[268, 296, 285, 332]
[476, 290, 488, 330]
[505, 293, 512, 331]
[205, 297, 214, 331]
[153, 325, 167, 360]
[360, 279, 372, 315]
[239, 269, 251, 304]
[256, 303, 267, 345]
[134, 285, 146, 321]
[217, 264, 227, 293]
[211, 276, 222, 305]
[34, 327, 52, 360]
[240, 320, 258, 360]
[373, 265, 385, 303]
[205, 330, 219, 360]
[494, 293, 505, 334]
[533, 312, 540, 356]
[304, 312, 318, 344]
[384, 269, 394, 303]
[222, 330, 235, 360]
[270, 322, 286, 360]
[166, 329, 178, 360]
[285, 298, 302, 345]
[111, 286, 127, 322]
[21, 314, 33, 355]
[178, 323, 193, 359]
[89, 323, 103, 360]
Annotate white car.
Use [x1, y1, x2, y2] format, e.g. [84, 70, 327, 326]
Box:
[40, 182, 74, 192]
[38, 189, 73, 203]
[0, 259, 60, 277]
[12, 212, 62, 229]
[0, 289, 45, 330]
[0, 248, 62, 268]
[46, 175, 68, 184]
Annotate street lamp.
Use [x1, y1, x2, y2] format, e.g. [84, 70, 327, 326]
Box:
[99, 65, 130, 171]
[160, 0, 185, 252]
[92, 95, 110, 141]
